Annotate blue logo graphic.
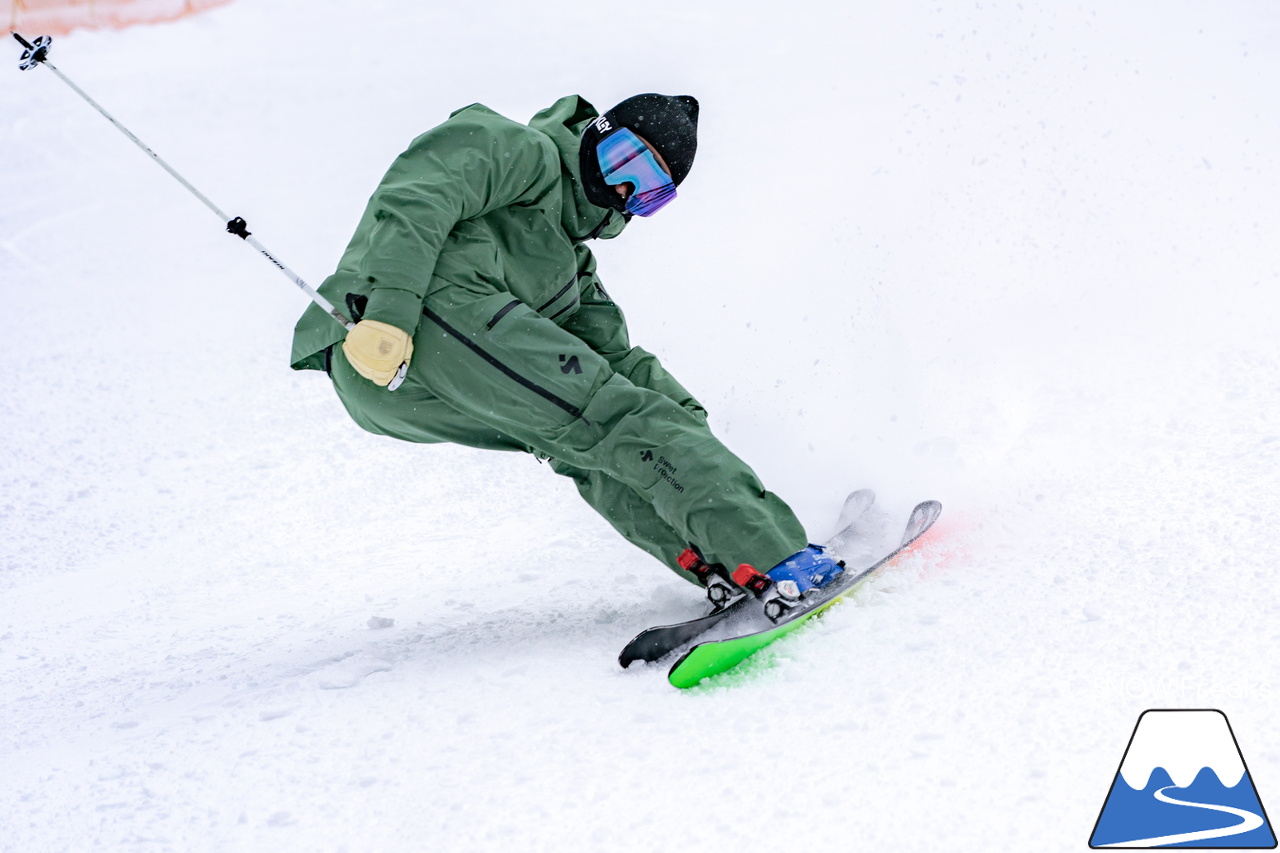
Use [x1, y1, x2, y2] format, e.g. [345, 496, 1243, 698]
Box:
[1090, 709, 1276, 848]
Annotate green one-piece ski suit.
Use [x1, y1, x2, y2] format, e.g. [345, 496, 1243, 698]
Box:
[290, 95, 807, 581]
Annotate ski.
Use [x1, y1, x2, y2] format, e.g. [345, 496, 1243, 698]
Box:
[666, 499, 942, 688]
[618, 489, 877, 668]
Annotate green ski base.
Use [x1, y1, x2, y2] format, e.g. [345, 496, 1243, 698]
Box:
[667, 500, 941, 688]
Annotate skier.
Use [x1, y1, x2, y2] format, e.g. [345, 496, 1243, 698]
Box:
[290, 93, 842, 610]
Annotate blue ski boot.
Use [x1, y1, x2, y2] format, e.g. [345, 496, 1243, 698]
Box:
[733, 545, 845, 622]
[766, 545, 844, 596]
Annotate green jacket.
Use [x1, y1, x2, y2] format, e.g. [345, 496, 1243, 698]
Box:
[290, 95, 631, 372]
[288, 95, 807, 576]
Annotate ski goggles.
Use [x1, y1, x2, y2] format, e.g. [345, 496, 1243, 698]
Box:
[596, 128, 677, 217]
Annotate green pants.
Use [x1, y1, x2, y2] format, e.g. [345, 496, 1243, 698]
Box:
[329, 284, 806, 581]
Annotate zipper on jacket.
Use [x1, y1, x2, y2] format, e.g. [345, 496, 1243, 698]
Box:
[423, 306, 589, 424]
[536, 277, 578, 314]
[486, 274, 580, 332]
[485, 298, 522, 330]
[547, 299, 579, 322]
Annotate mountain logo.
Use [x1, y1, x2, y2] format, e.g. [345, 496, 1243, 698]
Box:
[1089, 709, 1276, 848]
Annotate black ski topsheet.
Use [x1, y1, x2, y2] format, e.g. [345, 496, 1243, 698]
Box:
[618, 605, 742, 668]
[618, 489, 877, 668]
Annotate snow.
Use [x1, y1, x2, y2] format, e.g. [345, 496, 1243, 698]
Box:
[2, 1, 1278, 850]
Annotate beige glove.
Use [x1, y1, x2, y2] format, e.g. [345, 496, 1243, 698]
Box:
[342, 320, 414, 387]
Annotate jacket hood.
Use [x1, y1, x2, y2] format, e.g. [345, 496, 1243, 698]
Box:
[529, 95, 628, 241]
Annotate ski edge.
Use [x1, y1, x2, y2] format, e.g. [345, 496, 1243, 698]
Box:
[666, 499, 942, 688]
[617, 489, 877, 668]
[618, 605, 740, 668]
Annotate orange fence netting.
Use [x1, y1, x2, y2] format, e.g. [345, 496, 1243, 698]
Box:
[9, 0, 233, 36]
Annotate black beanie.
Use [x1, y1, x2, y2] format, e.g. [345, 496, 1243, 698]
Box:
[579, 93, 700, 212]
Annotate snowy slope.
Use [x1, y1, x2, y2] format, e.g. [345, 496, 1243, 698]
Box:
[2, 1, 1278, 850]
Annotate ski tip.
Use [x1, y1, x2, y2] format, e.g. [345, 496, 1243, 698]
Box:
[901, 500, 943, 546]
[845, 488, 875, 508]
[834, 488, 877, 534]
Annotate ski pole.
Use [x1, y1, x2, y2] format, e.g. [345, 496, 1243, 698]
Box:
[11, 33, 410, 391]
